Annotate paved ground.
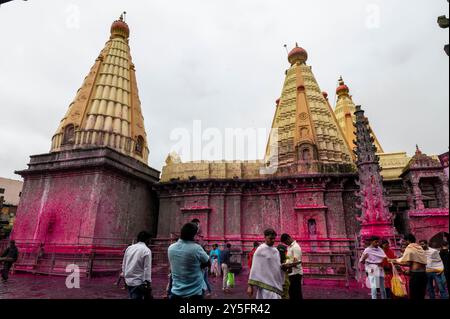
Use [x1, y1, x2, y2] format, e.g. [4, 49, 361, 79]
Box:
[0, 271, 370, 299]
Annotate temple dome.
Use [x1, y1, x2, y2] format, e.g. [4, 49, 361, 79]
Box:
[288, 43, 308, 65]
[111, 13, 130, 39]
[336, 77, 349, 95]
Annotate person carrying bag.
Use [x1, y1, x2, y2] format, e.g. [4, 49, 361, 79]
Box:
[391, 262, 408, 298]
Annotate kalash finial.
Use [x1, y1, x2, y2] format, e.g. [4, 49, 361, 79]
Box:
[336, 76, 349, 95]
[287, 42, 308, 65]
[111, 11, 130, 39]
[120, 11, 127, 21]
[415, 144, 422, 155]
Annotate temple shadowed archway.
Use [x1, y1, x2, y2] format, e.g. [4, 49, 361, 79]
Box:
[429, 232, 450, 248]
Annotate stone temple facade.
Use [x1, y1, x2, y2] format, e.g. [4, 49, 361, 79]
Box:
[156, 45, 448, 249]
[10, 18, 449, 276]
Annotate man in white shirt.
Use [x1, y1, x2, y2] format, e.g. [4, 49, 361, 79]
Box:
[281, 233, 303, 299]
[419, 239, 449, 299]
[122, 231, 153, 299]
[359, 236, 387, 299]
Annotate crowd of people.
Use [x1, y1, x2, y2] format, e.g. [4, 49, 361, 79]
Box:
[121, 222, 305, 300]
[121, 224, 449, 300]
[1, 225, 446, 301]
[359, 234, 449, 300]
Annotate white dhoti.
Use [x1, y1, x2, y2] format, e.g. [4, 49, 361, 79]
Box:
[255, 287, 282, 300]
[248, 243, 284, 300]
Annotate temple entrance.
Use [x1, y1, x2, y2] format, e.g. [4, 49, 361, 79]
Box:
[429, 232, 450, 249]
[390, 201, 409, 234]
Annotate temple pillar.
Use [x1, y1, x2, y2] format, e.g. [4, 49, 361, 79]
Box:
[412, 180, 425, 210]
[224, 193, 242, 242]
[438, 176, 449, 208]
[208, 193, 226, 240]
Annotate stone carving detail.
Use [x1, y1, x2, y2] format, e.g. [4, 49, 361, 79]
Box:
[354, 106, 395, 240]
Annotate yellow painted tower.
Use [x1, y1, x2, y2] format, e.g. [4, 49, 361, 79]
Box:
[50, 14, 149, 164]
[334, 76, 383, 153]
[264, 44, 354, 172]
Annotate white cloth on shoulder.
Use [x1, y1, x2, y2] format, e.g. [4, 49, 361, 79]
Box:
[248, 243, 284, 299]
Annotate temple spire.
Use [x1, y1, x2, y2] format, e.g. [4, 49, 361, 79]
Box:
[50, 16, 149, 164]
[334, 76, 384, 153]
[264, 43, 354, 173]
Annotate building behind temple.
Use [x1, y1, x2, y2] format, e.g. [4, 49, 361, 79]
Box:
[0, 177, 23, 239]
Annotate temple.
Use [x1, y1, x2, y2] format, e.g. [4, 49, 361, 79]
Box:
[11, 15, 160, 275]
[9, 19, 449, 278]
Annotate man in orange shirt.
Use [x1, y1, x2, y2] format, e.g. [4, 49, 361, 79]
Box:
[248, 242, 260, 269]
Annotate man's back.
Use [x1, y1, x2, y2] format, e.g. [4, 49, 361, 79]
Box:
[221, 248, 231, 266]
[425, 247, 444, 270]
[168, 240, 209, 298]
[122, 242, 152, 287]
[287, 241, 303, 275]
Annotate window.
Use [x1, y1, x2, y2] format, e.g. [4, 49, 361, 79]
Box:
[135, 136, 144, 156]
[0, 188, 4, 194]
[308, 218, 317, 236]
[62, 124, 75, 145]
[302, 148, 311, 161]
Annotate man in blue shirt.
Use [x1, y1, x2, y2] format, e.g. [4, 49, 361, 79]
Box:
[168, 222, 210, 300]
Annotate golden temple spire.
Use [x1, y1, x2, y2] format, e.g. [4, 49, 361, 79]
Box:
[334, 76, 384, 153]
[265, 43, 354, 172]
[50, 16, 150, 164]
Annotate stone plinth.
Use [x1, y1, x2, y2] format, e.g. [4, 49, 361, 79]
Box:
[12, 147, 160, 256]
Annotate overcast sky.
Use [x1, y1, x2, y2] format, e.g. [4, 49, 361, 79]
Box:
[0, 0, 448, 180]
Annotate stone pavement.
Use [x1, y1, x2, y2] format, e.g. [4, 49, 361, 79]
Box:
[0, 272, 370, 299]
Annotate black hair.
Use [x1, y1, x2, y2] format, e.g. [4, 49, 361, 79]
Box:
[264, 228, 277, 237]
[404, 233, 416, 243]
[380, 239, 389, 246]
[280, 233, 291, 243]
[180, 223, 198, 241]
[277, 244, 287, 263]
[253, 241, 260, 248]
[191, 218, 200, 224]
[419, 239, 428, 245]
[442, 241, 449, 247]
[137, 231, 152, 243]
[226, 243, 232, 249]
[369, 236, 380, 242]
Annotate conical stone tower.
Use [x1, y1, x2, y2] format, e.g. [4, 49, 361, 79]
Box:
[51, 14, 149, 164]
[12, 16, 160, 272]
[265, 44, 354, 174]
